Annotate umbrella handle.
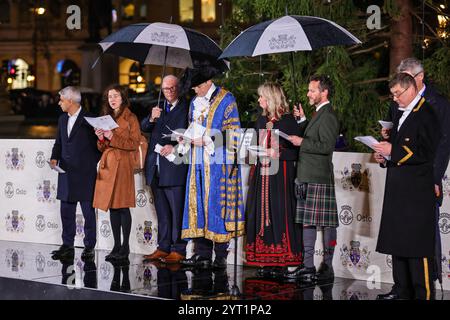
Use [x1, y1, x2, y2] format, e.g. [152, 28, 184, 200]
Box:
[157, 46, 169, 108]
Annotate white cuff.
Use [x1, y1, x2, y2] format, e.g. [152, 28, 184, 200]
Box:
[297, 116, 307, 124]
[204, 136, 215, 155]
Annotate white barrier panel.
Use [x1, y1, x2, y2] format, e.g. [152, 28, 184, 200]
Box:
[0, 140, 449, 289]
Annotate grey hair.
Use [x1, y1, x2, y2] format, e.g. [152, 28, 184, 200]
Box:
[396, 57, 424, 76]
[162, 74, 179, 87]
[58, 86, 82, 104]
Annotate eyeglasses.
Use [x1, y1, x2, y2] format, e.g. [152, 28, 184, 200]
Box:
[389, 86, 410, 99]
[162, 86, 177, 92]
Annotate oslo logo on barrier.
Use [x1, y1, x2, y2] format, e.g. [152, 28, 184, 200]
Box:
[386, 255, 393, 269]
[4, 182, 14, 199]
[4, 182, 27, 198]
[339, 205, 354, 225]
[100, 220, 111, 238]
[136, 220, 155, 246]
[36, 215, 46, 232]
[136, 190, 148, 207]
[35, 151, 46, 168]
[439, 212, 450, 234]
[35, 253, 46, 272]
[6, 210, 25, 232]
[36, 180, 56, 203]
[5, 148, 25, 170]
[337, 163, 370, 192]
[340, 240, 371, 270]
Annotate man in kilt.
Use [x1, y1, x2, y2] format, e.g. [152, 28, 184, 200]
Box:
[286, 75, 340, 282]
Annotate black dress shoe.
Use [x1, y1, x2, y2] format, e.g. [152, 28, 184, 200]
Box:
[316, 263, 334, 282]
[51, 245, 73, 255]
[376, 290, 399, 300]
[283, 265, 316, 282]
[212, 257, 227, 269]
[180, 254, 212, 268]
[81, 248, 95, 261]
[51, 246, 74, 260]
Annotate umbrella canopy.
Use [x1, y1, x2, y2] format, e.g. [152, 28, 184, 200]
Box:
[98, 22, 224, 69]
[219, 15, 361, 59]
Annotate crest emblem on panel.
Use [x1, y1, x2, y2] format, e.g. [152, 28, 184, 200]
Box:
[5, 148, 25, 170]
[136, 220, 156, 246]
[338, 163, 370, 192]
[36, 180, 56, 203]
[6, 210, 25, 232]
[340, 240, 370, 270]
[6, 249, 25, 272]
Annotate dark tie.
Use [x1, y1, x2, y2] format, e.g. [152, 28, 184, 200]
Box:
[165, 103, 172, 114]
[312, 110, 317, 118]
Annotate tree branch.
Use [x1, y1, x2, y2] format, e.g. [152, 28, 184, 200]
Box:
[410, 10, 446, 47]
[350, 42, 388, 55]
[353, 77, 389, 85]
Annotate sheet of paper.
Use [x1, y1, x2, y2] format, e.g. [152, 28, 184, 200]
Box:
[84, 115, 119, 131]
[273, 129, 290, 140]
[154, 144, 175, 162]
[248, 145, 268, 156]
[47, 160, 66, 173]
[354, 136, 389, 159]
[165, 123, 207, 142]
[183, 122, 206, 140]
[378, 120, 393, 129]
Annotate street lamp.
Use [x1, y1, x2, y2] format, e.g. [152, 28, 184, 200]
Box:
[32, 5, 46, 88]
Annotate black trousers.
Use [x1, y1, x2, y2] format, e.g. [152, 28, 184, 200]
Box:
[392, 255, 435, 300]
[151, 173, 187, 255]
[194, 238, 228, 260]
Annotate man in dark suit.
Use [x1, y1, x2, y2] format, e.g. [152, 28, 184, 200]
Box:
[141, 75, 189, 264]
[285, 75, 340, 282]
[378, 57, 450, 300]
[50, 86, 101, 261]
[374, 73, 441, 300]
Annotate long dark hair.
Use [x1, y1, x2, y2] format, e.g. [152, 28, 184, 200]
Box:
[101, 84, 130, 119]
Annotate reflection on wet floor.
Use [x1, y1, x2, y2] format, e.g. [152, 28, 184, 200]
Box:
[0, 240, 448, 300]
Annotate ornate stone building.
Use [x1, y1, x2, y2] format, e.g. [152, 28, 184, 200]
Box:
[0, 0, 231, 94]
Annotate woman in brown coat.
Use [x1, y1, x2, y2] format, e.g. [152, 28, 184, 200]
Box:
[93, 84, 141, 262]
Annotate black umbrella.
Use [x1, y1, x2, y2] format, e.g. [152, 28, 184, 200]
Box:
[95, 22, 229, 105]
[219, 15, 362, 103]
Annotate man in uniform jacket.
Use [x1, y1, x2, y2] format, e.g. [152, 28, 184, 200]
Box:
[374, 73, 441, 300]
[50, 86, 101, 261]
[141, 75, 189, 264]
[379, 57, 450, 299]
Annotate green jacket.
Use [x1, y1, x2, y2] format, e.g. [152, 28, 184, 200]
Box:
[296, 103, 339, 184]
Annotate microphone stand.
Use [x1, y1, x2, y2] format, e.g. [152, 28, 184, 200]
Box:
[228, 130, 246, 298]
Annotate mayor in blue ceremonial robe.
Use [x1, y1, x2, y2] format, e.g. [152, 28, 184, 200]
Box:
[179, 67, 245, 269]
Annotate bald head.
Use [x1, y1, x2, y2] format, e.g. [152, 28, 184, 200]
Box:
[162, 75, 180, 104]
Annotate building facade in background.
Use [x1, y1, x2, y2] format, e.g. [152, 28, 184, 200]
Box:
[0, 0, 231, 95]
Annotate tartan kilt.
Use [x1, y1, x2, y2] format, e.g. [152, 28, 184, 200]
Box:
[295, 183, 339, 227]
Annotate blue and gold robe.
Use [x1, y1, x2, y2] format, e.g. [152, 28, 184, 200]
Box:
[181, 87, 245, 243]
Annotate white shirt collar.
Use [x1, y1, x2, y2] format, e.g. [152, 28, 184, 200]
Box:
[419, 84, 426, 97]
[398, 92, 422, 112]
[69, 106, 81, 118]
[204, 83, 217, 102]
[315, 101, 330, 112]
[167, 99, 178, 110]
